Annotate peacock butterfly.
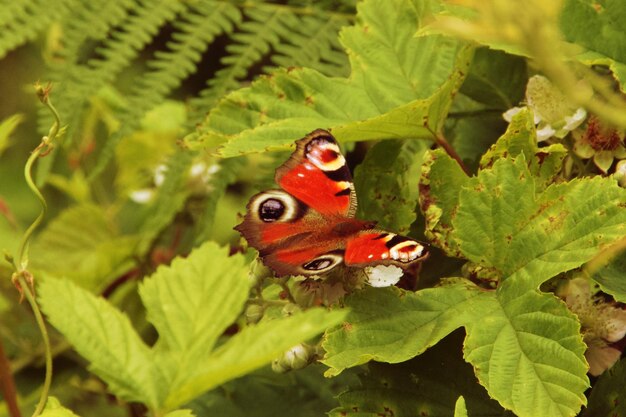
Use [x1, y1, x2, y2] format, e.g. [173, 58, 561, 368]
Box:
[235, 129, 429, 277]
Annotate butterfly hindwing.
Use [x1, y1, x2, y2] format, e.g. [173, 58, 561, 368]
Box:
[344, 231, 429, 267]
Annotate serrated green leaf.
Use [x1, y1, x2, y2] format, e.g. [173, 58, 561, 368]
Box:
[464, 280, 589, 417]
[40, 397, 81, 417]
[479, 107, 567, 187]
[418, 149, 470, 256]
[454, 156, 626, 288]
[353, 140, 429, 234]
[186, 0, 473, 156]
[590, 248, 626, 302]
[30, 204, 138, 291]
[38, 278, 163, 408]
[166, 308, 347, 409]
[330, 332, 510, 417]
[139, 241, 249, 361]
[322, 281, 486, 376]
[0, 113, 23, 158]
[582, 357, 626, 417]
[460, 47, 527, 109]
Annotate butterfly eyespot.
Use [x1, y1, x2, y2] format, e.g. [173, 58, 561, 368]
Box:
[259, 199, 284, 222]
[248, 190, 301, 224]
[301, 253, 343, 273]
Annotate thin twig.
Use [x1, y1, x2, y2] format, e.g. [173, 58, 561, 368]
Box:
[0, 337, 21, 417]
[434, 133, 471, 175]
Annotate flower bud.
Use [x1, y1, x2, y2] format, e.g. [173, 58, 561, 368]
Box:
[245, 304, 264, 324]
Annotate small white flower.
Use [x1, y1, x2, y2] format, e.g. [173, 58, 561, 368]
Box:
[364, 265, 403, 287]
[502, 75, 586, 142]
[129, 189, 154, 204]
[154, 164, 168, 187]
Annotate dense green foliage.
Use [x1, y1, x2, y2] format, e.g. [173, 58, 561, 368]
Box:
[1, 0, 625, 416]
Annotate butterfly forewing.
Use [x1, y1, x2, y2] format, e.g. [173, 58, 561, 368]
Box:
[276, 129, 357, 218]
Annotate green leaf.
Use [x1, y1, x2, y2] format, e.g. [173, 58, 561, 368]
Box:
[322, 281, 486, 376]
[464, 280, 589, 417]
[454, 156, 626, 288]
[460, 47, 527, 109]
[188, 366, 356, 417]
[445, 104, 507, 172]
[560, 0, 626, 91]
[166, 308, 347, 409]
[330, 332, 510, 417]
[186, 0, 473, 156]
[353, 140, 429, 234]
[38, 278, 163, 408]
[418, 149, 470, 257]
[164, 410, 196, 417]
[454, 397, 468, 417]
[191, 157, 245, 244]
[41, 397, 81, 417]
[479, 107, 567, 187]
[138, 241, 249, 362]
[590, 248, 626, 303]
[0, 113, 23, 158]
[582, 357, 626, 417]
[30, 204, 139, 291]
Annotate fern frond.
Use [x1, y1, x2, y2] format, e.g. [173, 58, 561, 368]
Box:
[35, 0, 186, 184]
[188, 4, 296, 122]
[41, 0, 185, 135]
[0, 0, 74, 59]
[90, 1, 241, 179]
[55, 0, 138, 64]
[269, 13, 351, 77]
[189, 3, 352, 127]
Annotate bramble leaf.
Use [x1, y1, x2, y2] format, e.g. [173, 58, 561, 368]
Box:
[464, 280, 589, 417]
[455, 156, 626, 288]
[329, 332, 509, 417]
[590, 248, 626, 303]
[418, 149, 470, 257]
[166, 308, 347, 409]
[479, 107, 567, 187]
[30, 204, 138, 292]
[186, 0, 473, 156]
[38, 278, 164, 408]
[322, 281, 486, 376]
[322, 279, 588, 417]
[138, 241, 249, 364]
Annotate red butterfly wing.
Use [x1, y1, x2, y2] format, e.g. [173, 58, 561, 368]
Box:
[276, 129, 356, 217]
[344, 231, 429, 267]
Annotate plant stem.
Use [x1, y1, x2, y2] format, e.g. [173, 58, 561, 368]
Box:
[16, 274, 52, 417]
[434, 133, 471, 175]
[0, 337, 22, 417]
[6, 84, 62, 417]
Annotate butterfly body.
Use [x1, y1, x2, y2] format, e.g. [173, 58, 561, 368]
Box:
[235, 129, 429, 277]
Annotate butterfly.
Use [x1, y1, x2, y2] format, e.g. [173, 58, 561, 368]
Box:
[235, 129, 429, 277]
